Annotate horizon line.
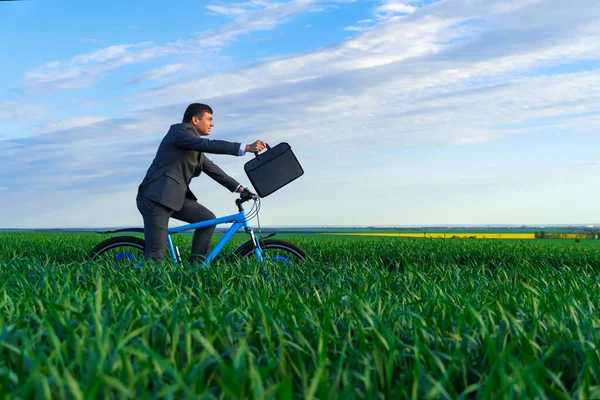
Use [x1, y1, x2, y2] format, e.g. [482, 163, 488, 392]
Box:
[2, 223, 599, 231]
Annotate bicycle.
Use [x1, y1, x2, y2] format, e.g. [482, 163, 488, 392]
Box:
[89, 190, 306, 267]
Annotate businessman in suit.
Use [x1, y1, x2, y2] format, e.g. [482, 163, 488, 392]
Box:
[136, 103, 266, 264]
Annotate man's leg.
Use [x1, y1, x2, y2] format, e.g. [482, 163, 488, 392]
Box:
[136, 196, 173, 263]
[172, 198, 216, 263]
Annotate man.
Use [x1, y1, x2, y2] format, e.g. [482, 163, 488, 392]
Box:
[136, 103, 266, 264]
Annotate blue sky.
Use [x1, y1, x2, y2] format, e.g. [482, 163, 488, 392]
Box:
[1, 0, 599, 228]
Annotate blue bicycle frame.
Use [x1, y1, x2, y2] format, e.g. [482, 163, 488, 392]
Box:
[165, 208, 263, 266]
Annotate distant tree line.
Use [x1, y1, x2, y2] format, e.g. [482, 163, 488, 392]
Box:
[534, 231, 599, 239]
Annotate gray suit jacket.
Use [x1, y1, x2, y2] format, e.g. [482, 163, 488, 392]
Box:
[138, 123, 242, 211]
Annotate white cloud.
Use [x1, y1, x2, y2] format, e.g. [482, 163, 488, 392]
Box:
[206, 5, 249, 15]
[129, 64, 187, 84]
[20, 0, 324, 93]
[39, 116, 109, 134]
[23, 42, 180, 91]
[343, 25, 366, 31]
[0, 99, 46, 122]
[70, 43, 150, 65]
[207, 0, 277, 16]
[375, 1, 417, 19]
[80, 38, 105, 44]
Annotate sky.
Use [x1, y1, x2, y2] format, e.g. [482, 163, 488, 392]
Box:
[0, 0, 599, 229]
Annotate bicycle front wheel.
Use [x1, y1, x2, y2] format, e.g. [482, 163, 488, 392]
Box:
[90, 236, 145, 266]
[234, 239, 306, 265]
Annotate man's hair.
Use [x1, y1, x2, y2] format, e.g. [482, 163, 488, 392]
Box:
[183, 103, 213, 123]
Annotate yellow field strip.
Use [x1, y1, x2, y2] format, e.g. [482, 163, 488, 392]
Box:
[320, 233, 536, 239]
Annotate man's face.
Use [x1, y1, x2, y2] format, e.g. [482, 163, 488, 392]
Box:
[191, 112, 214, 136]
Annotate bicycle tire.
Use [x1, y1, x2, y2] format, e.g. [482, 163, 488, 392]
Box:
[233, 239, 306, 263]
[90, 236, 145, 264]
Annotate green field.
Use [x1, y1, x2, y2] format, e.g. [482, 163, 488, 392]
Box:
[2, 232, 600, 398]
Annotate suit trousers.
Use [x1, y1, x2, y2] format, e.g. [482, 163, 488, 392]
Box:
[136, 196, 216, 264]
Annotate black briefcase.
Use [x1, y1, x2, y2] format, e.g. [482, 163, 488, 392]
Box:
[244, 142, 304, 197]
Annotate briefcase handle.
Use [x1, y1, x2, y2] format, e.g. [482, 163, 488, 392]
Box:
[254, 143, 271, 157]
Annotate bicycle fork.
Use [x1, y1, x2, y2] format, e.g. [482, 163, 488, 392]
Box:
[246, 227, 263, 262]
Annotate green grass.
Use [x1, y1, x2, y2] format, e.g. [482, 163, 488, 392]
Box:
[2, 232, 600, 398]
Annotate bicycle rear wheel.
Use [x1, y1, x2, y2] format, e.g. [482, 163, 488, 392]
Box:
[234, 239, 306, 265]
[90, 236, 145, 266]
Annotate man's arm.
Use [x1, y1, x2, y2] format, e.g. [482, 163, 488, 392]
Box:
[201, 155, 242, 192]
[174, 125, 241, 155]
[174, 125, 268, 156]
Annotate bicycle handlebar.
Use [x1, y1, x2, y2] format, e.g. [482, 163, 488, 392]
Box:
[235, 189, 258, 208]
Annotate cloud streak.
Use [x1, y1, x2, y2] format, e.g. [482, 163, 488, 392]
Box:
[19, 0, 327, 93]
[128, 64, 187, 84]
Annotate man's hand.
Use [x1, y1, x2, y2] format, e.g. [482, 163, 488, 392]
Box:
[237, 186, 254, 195]
[245, 140, 267, 153]
[237, 187, 256, 201]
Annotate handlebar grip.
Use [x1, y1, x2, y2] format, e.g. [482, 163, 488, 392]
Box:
[240, 188, 254, 202]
